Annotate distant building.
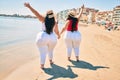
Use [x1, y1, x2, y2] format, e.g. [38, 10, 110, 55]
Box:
[73, 7, 99, 23]
[95, 11, 113, 22]
[112, 5, 120, 26]
[57, 9, 69, 22]
[84, 8, 99, 23]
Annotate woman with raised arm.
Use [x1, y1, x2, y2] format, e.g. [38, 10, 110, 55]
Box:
[24, 3, 60, 69]
[60, 5, 84, 62]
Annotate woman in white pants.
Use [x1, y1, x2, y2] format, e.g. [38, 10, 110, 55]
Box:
[24, 3, 60, 69]
[60, 5, 84, 62]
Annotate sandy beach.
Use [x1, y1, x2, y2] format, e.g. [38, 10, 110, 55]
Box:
[1, 24, 120, 80]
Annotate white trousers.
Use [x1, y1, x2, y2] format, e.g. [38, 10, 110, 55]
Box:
[36, 31, 57, 64]
[64, 31, 81, 57]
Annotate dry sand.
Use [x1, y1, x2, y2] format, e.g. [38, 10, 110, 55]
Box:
[1, 24, 120, 80]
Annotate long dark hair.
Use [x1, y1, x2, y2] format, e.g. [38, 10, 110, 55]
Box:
[45, 13, 55, 34]
[67, 15, 78, 32]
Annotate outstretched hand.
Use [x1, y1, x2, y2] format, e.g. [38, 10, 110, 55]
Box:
[24, 2, 31, 8]
[81, 4, 84, 9]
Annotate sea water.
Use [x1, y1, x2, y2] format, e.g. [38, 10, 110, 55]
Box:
[0, 16, 64, 49]
[0, 16, 40, 48]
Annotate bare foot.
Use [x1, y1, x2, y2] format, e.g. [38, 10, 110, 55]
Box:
[76, 56, 79, 62]
[68, 57, 71, 61]
[76, 59, 79, 62]
[49, 60, 54, 65]
[40, 64, 44, 69]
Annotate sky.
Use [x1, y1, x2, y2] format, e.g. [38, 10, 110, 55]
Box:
[0, 0, 120, 15]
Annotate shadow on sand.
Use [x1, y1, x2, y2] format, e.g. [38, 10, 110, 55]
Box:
[69, 60, 109, 70]
[39, 60, 109, 80]
[43, 64, 78, 80]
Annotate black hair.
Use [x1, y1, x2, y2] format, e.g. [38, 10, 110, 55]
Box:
[67, 15, 78, 32]
[45, 13, 55, 34]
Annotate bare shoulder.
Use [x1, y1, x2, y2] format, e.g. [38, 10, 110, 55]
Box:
[37, 13, 45, 23]
[64, 20, 69, 23]
[65, 20, 70, 25]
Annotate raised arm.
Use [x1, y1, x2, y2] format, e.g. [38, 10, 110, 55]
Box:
[60, 20, 69, 35]
[24, 2, 44, 22]
[77, 4, 84, 21]
[54, 22, 60, 39]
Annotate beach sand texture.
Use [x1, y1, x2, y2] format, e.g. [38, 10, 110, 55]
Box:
[1, 24, 120, 80]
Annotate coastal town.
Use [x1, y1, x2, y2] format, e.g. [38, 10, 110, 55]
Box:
[57, 5, 120, 30]
[0, 14, 36, 18]
[0, 5, 120, 30]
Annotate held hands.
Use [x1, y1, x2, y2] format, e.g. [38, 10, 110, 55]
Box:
[24, 2, 31, 8]
[58, 35, 61, 39]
